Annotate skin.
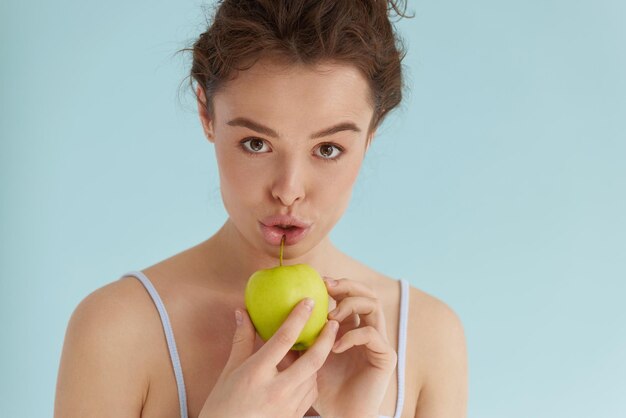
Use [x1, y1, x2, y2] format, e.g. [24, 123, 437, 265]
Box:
[196, 57, 375, 288]
[53, 56, 468, 418]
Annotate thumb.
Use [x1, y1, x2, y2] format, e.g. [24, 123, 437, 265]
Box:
[222, 308, 256, 374]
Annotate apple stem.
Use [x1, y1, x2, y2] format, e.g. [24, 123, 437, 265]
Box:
[280, 234, 286, 266]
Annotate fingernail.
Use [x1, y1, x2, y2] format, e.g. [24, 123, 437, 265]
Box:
[234, 309, 243, 326]
[324, 278, 337, 287]
[303, 298, 315, 311]
[328, 308, 339, 318]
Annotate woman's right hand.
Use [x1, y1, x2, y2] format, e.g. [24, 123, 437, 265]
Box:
[198, 298, 339, 418]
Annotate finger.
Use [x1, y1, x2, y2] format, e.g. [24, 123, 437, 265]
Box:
[294, 377, 318, 417]
[328, 294, 337, 312]
[328, 296, 385, 332]
[331, 326, 397, 369]
[222, 309, 256, 375]
[254, 298, 315, 368]
[323, 277, 377, 300]
[333, 312, 360, 342]
[341, 312, 360, 330]
[279, 319, 339, 385]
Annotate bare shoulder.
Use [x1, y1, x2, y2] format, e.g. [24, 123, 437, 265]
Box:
[408, 286, 466, 343]
[406, 285, 468, 417]
[54, 276, 163, 418]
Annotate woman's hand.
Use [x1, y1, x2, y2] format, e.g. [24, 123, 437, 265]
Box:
[198, 298, 339, 418]
[310, 277, 398, 418]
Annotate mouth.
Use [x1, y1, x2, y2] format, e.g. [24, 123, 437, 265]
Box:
[275, 225, 298, 230]
[260, 214, 312, 230]
[259, 222, 311, 246]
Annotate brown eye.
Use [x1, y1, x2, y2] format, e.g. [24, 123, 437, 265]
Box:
[320, 144, 333, 158]
[316, 144, 343, 161]
[249, 138, 264, 151]
[240, 137, 269, 154]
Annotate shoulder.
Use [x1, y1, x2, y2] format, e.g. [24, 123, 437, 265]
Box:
[74, 275, 153, 317]
[405, 284, 468, 415]
[68, 276, 162, 345]
[54, 276, 163, 417]
[407, 284, 466, 344]
[407, 284, 467, 370]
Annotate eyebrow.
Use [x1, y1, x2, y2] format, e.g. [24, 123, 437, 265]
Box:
[226, 117, 361, 139]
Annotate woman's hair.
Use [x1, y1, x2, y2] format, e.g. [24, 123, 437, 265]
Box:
[179, 0, 413, 138]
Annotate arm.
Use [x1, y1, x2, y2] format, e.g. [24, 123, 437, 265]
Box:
[54, 283, 149, 418]
[414, 300, 468, 418]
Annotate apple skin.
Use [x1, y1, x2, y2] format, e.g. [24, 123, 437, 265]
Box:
[245, 263, 329, 351]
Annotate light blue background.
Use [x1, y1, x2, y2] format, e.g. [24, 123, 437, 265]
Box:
[2, 0, 625, 416]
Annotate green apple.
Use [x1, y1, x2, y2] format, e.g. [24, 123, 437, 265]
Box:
[245, 235, 328, 351]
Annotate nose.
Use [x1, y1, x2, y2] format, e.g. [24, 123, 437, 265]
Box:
[270, 156, 306, 207]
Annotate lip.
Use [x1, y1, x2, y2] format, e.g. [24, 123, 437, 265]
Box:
[260, 214, 312, 229]
[259, 223, 311, 246]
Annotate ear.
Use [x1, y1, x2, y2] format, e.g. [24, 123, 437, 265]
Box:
[196, 86, 215, 143]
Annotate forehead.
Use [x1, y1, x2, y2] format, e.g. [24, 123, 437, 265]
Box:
[212, 58, 374, 125]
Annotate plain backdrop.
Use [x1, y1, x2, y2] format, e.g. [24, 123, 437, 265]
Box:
[1, 0, 625, 417]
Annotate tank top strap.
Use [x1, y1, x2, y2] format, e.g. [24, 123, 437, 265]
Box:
[122, 271, 189, 418]
[393, 278, 410, 418]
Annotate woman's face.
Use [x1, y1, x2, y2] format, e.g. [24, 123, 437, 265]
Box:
[198, 57, 376, 258]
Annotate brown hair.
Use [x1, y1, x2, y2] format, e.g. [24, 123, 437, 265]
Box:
[178, 0, 413, 140]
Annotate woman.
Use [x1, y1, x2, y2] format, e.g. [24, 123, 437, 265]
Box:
[54, 1, 467, 417]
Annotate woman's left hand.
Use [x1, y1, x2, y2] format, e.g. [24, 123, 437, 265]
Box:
[309, 276, 398, 418]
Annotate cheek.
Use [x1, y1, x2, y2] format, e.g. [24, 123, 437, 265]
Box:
[319, 159, 362, 211]
[337, 156, 363, 191]
[215, 147, 262, 209]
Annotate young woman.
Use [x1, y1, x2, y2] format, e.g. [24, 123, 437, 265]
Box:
[54, 1, 467, 417]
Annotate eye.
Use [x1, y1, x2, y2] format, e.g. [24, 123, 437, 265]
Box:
[240, 137, 270, 154]
[315, 144, 344, 161]
[239, 138, 345, 162]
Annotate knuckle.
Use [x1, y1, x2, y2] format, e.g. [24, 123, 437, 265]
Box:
[306, 353, 324, 371]
[365, 325, 377, 337]
[232, 333, 247, 345]
[274, 329, 294, 346]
